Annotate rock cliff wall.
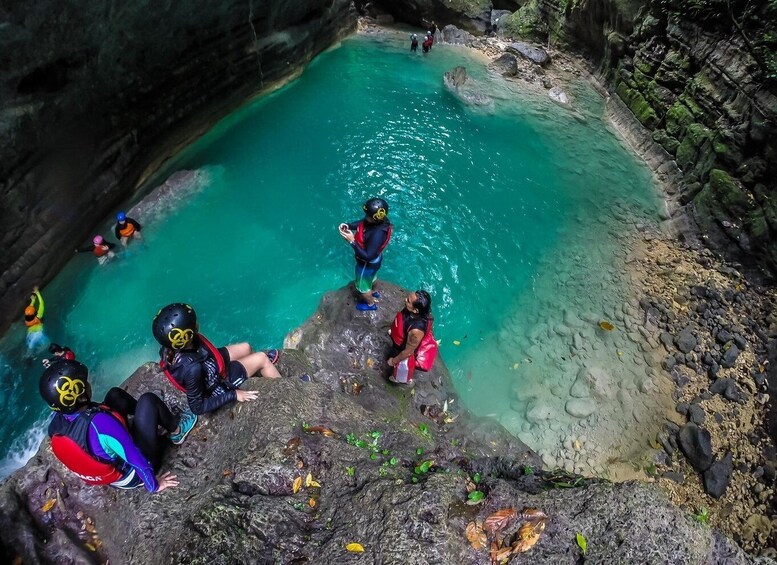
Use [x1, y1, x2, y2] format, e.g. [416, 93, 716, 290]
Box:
[0, 0, 356, 333]
[0, 285, 757, 564]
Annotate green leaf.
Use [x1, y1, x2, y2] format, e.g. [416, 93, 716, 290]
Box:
[346, 433, 357, 445]
[390, 457, 398, 466]
[370, 431, 382, 439]
[467, 490, 485, 502]
[378, 467, 388, 477]
[346, 466, 355, 476]
[411, 476, 419, 483]
[472, 472, 481, 484]
[418, 460, 432, 473]
[381, 449, 389, 455]
[576, 532, 587, 555]
[523, 466, 534, 476]
[416, 447, 424, 456]
[369, 453, 378, 460]
[302, 422, 310, 431]
[355, 439, 368, 449]
[419, 424, 428, 433]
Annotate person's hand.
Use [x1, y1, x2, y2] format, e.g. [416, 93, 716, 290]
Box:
[32, 285, 39, 293]
[236, 390, 259, 402]
[156, 471, 179, 492]
[387, 357, 396, 367]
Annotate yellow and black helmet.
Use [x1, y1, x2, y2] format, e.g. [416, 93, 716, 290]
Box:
[152, 303, 197, 350]
[40, 360, 91, 413]
[363, 197, 389, 222]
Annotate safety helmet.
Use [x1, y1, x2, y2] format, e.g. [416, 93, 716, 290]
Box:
[40, 359, 91, 413]
[93, 235, 104, 245]
[24, 306, 36, 317]
[117, 211, 127, 223]
[363, 197, 389, 222]
[152, 303, 198, 350]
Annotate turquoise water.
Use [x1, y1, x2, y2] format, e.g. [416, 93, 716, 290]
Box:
[0, 33, 664, 477]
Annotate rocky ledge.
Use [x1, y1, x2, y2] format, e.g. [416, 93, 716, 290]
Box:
[0, 284, 762, 563]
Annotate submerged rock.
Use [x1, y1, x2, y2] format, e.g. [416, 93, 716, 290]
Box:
[548, 86, 569, 105]
[443, 66, 493, 107]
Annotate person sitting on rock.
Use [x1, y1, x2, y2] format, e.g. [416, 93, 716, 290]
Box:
[75, 235, 116, 265]
[41, 359, 196, 493]
[24, 286, 49, 357]
[153, 303, 281, 415]
[114, 211, 143, 247]
[42, 343, 76, 368]
[388, 290, 437, 384]
[410, 33, 419, 52]
[339, 197, 393, 311]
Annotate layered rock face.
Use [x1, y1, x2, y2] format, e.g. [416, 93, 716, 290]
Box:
[0, 285, 756, 563]
[0, 0, 356, 333]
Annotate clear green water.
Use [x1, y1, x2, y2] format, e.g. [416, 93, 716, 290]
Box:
[0, 33, 665, 477]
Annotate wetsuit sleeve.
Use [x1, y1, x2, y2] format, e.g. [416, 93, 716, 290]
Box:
[180, 362, 237, 415]
[33, 291, 44, 319]
[130, 218, 142, 231]
[114, 225, 121, 239]
[351, 225, 388, 263]
[346, 221, 360, 230]
[89, 413, 159, 492]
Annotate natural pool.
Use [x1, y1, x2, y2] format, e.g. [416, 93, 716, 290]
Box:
[0, 32, 671, 479]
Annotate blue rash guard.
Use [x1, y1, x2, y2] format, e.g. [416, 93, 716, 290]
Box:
[65, 411, 159, 492]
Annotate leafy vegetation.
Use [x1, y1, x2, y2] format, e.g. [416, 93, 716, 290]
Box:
[694, 506, 710, 524]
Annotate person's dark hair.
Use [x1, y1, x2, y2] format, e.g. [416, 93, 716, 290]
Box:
[49, 343, 64, 354]
[412, 290, 432, 318]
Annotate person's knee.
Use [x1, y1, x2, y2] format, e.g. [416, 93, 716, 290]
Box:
[135, 392, 161, 416]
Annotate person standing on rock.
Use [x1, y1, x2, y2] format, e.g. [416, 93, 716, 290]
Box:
[153, 303, 281, 415]
[410, 33, 419, 52]
[339, 197, 393, 311]
[40, 359, 197, 493]
[75, 235, 116, 265]
[24, 286, 49, 357]
[388, 290, 437, 384]
[114, 211, 143, 247]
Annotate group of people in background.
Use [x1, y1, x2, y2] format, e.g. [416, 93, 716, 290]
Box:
[29, 196, 438, 498]
[410, 21, 438, 53]
[75, 211, 143, 265]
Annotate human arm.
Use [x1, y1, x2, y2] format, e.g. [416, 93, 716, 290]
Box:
[29, 289, 44, 318]
[75, 245, 94, 253]
[388, 329, 424, 366]
[181, 362, 237, 415]
[89, 413, 159, 492]
[350, 225, 388, 263]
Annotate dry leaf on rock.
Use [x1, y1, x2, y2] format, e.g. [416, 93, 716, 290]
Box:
[305, 473, 321, 488]
[305, 426, 337, 438]
[292, 476, 302, 493]
[345, 542, 364, 552]
[484, 508, 517, 533]
[308, 497, 316, 508]
[598, 321, 615, 331]
[283, 437, 302, 455]
[41, 499, 56, 512]
[513, 518, 547, 553]
[465, 521, 487, 550]
[517, 507, 547, 520]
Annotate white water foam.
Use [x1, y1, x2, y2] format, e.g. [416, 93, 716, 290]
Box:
[0, 420, 47, 480]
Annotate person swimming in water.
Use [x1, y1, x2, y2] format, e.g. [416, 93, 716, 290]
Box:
[42, 343, 76, 368]
[410, 33, 419, 52]
[153, 303, 282, 415]
[339, 197, 392, 311]
[75, 235, 116, 265]
[24, 286, 49, 356]
[114, 211, 143, 247]
[41, 359, 197, 493]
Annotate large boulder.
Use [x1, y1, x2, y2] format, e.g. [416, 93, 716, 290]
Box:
[678, 422, 715, 472]
[507, 41, 551, 66]
[703, 452, 734, 498]
[489, 53, 518, 76]
[0, 284, 759, 563]
[441, 24, 476, 45]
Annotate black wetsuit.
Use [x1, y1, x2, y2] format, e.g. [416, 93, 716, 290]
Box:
[162, 337, 245, 415]
[346, 220, 392, 268]
[411, 38, 418, 52]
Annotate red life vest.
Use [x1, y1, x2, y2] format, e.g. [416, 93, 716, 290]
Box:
[49, 405, 128, 485]
[354, 221, 392, 257]
[93, 245, 109, 257]
[160, 334, 226, 393]
[390, 311, 439, 372]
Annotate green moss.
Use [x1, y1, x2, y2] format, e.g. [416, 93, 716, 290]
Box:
[445, 0, 492, 17]
[502, 1, 547, 40]
[652, 129, 680, 154]
[707, 169, 750, 217]
[665, 103, 693, 138]
[616, 82, 658, 128]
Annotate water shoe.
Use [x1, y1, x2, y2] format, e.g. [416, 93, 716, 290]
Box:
[356, 302, 378, 311]
[372, 291, 382, 299]
[265, 349, 280, 365]
[170, 411, 198, 445]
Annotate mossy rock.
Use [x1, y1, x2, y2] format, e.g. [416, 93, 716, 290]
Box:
[652, 129, 680, 154]
[445, 0, 493, 18]
[665, 102, 695, 138]
[501, 1, 547, 40]
[616, 81, 658, 128]
[699, 169, 752, 220]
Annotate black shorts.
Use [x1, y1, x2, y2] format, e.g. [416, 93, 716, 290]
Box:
[218, 347, 248, 388]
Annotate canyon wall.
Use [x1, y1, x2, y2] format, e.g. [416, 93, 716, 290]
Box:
[0, 0, 356, 333]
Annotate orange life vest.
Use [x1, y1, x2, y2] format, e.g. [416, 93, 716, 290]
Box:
[25, 316, 41, 327]
[119, 223, 135, 238]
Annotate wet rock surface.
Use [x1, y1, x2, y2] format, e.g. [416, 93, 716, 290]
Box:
[0, 284, 759, 563]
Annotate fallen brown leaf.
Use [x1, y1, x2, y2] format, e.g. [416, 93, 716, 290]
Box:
[489, 541, 500, 563]
[484, 508, 517, 533]
[465, 478, 477, 493]
[292, 476, 303, 494]
[513, 518, 547, 553]
[465, 521, 487, 550]
[222, 469, 232, 477]
[41, 498, 56, 512]
[283, 437, 302, 456]
[517, 507, 547, 521]
[351, 383, 363, 395]
[305, 426, 337, 438]
[308, 497, 316, 508]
